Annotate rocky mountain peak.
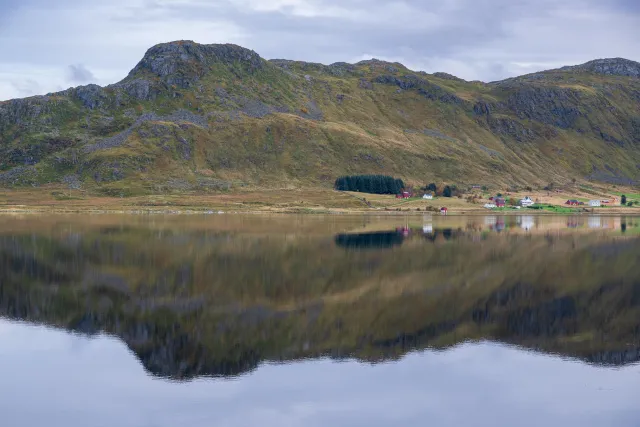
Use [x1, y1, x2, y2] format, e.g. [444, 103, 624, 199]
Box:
[562, 58, 640, 77]
[126, 41, 264, 87]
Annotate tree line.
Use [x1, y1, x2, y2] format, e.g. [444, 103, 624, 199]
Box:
[334, 175, 405, 194]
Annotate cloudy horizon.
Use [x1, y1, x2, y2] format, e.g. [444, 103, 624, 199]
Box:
[1, 0, 639, 101]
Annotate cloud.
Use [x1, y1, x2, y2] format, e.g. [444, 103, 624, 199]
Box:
[0, 0, 639, 100]
[67, 64, 95, 84]
[10, 79, 42, 97]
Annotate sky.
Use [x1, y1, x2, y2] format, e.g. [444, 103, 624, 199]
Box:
[0, 0, 639, 101]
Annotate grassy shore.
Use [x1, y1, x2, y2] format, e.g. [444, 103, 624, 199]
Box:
[0, 185, 639, 215]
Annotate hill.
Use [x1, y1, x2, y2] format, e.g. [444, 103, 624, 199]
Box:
[1, 41, 640, 195]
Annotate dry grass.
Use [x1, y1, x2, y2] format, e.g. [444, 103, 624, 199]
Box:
[0, 184, 638, 215]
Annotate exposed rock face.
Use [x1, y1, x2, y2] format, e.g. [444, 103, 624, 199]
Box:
[503, 85, 583, 129]
[432, 72, 466, 82]
[486, 116, 537, 142]
[374, 74, 464, 105]
[0, 96, 77, 133]
[74, 84, 108, 109]
[126, 41, 264, 88]
[562, 58, 640, 78]
[112, 78, 153, 101]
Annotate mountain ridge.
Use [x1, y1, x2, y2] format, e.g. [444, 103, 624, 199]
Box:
[1, 40, 639, 194]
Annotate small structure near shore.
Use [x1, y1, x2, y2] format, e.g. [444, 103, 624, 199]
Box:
[520, 196, 534, 207]
[440, 207, 448, 215]
[589, 200, 601, 207]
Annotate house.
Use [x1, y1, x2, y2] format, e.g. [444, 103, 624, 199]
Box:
[495, 198, 506, 208]
[489, 196, 495, 201]
[520, 196, 535, 207]
[423, 194, 433, 200]
[484, 203, 497, 209]
[589, 200, 601, 207]
[397, 191, 412, 199]
[565, 200, 580, 206]
[440, 207, 448, 215]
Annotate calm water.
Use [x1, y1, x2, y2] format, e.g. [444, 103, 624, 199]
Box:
[0, 214, 639, 426]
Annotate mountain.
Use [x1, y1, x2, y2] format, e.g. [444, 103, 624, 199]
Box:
[1, 41, 640, 195]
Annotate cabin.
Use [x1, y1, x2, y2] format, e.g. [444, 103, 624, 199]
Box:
[589, 200, 601, 207]
[423, 194, 433, 200]
[440, 207, 448, 215]
[565, 199, 580, 206]
[495, 198, 506, 208]
[396, 191, 412, 199]
[520, 196, 534, 207]
[484, 203, 497, 209]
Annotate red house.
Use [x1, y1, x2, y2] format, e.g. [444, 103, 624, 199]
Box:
[565, 200, 580, 206]
[396, 191, 412, 199]
[440, 207, 448, 215]
[495, 198, 506, 207]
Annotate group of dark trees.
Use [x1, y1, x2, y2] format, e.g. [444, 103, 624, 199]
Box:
[334, 175, 405, 194]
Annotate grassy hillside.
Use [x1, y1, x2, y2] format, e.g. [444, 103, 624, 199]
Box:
[1, 41, 639, 195]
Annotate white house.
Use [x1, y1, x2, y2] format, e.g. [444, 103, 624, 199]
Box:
[520, 196, 535, 207]
[589, 200, 601, 207]
[423, 194, 434, 200]
[484, 203, 497, 209]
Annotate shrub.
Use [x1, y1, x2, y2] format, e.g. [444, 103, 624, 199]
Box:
[621, 195, 627, 205]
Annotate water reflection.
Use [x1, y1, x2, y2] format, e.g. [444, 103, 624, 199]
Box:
[335, 231, 405, 249]
[0, 214, 639, 382]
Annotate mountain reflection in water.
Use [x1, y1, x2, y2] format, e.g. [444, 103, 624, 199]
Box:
[0, 214, 639, 381]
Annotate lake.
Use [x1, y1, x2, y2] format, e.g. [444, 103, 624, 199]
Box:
[0, 214, 639, 426]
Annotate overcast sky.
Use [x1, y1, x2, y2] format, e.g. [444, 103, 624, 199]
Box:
[1, 0, 639, 101]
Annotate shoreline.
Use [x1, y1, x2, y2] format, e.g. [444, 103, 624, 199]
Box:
[1, 187, 639, 216]
[1, 207, 639, 216]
